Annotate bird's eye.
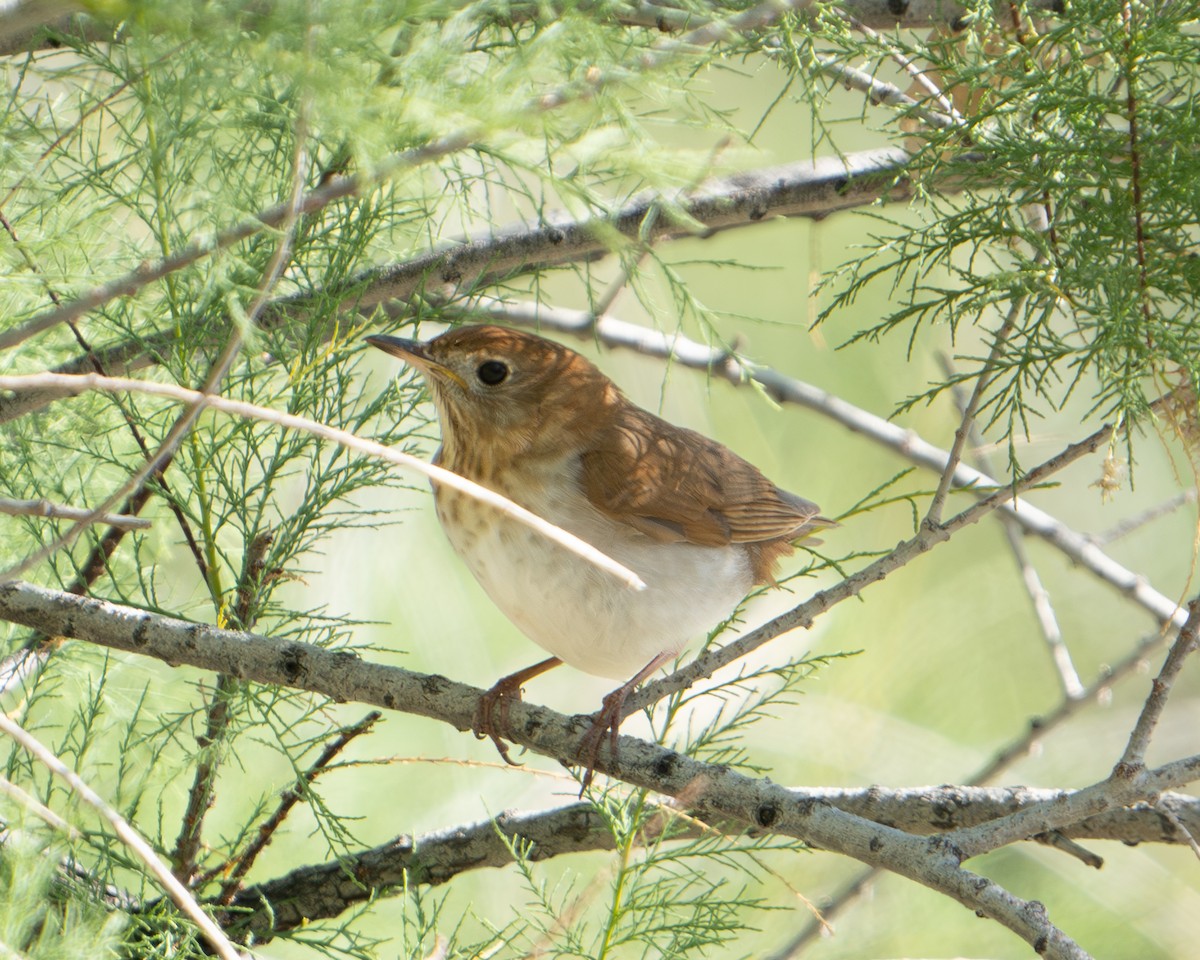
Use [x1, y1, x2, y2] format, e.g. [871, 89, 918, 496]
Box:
[476, 360, 509, 386]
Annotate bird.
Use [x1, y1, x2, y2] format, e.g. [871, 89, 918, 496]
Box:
[367, 324, 832, 787]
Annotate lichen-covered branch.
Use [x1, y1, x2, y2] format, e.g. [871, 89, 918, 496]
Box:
[225, 785, 1197, 941]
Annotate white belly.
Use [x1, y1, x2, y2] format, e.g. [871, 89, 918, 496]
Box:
[434, 467, 753, 680]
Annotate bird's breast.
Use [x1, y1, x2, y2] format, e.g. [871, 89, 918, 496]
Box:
[432, 455, 753, 679]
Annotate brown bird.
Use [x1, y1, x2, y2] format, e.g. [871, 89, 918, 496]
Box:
[367, 324, 831, 786]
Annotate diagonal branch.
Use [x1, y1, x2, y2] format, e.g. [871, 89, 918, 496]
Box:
[0, 371, 645, 592]
[631, 395, 1173, 713]
[0, 148, 926, 425]
[0, 0, 819, 356]
[1116, 597, 1200, 771]
[924, 298, 1022, 527]
[477, 299, 1187, 631]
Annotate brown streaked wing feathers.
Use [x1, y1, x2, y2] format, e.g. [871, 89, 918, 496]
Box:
[579, 406, 828, 582]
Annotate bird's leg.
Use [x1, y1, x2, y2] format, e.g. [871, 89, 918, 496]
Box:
[474, 656, 562, 765]
[577, 650, 674, 792]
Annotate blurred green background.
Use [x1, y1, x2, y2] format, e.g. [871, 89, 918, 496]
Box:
[276, 60, 1200, 959]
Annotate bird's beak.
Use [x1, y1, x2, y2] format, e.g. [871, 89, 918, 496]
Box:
[365, 334, 467, 389]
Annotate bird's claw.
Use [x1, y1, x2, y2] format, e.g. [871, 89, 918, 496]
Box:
[576, 688, 628, 795]
[473, 680, 524, 766]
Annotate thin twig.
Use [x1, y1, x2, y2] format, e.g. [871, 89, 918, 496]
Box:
[1116, 597, 1200, 771]
[0, 710, 245, 960]
[812, 54, 959, 130]
[170, 674, 238, 885]
[938, 351, 1082, 697]
[0, 498, 149, 531]
[1157, 796, 1200, 860]
[1089, 489, 1197, 546]
[0, 371, 645, 591]
[926, 298, 1022, 527]
[839, 9, 964, 123]
[1121, 0, 1155, 336]
[214, 711, 383, 903]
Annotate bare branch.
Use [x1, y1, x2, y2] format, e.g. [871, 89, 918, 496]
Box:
[631, 397, 1171, 713]
[1117, 597, 1200, 771]
[227, 803, 622, 940]
[227, 785, 1198, 941]
[0, 149, 927, 424]
[1089, 489, 1197, 546]
[477, 300, 1187, 631]
[812, 54, 960, 130]
[925, 300, 1021, 527]
[948, 752, 1200, 862]
[968, 628, 1164, 785]
[0, 497, 150, 531]
[939, 597, 1200, 862]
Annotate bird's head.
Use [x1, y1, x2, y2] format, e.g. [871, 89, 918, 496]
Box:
[367, 324, 616, 460]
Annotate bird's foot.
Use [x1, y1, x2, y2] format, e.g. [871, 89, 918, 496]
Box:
[576, 651, 674, 795]
[473, 677, 525, 766]
[576, 685, 630, 794]
[473, 657, 563, 766]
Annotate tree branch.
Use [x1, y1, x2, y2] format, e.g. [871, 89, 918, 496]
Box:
[0, 149, 927, 424]
[631, 397, 1171, 714]
[224, 785, 1198, 941]
[0, 497, 150, 531]
[0, 372, 644, 592]
[472, 299, 1188, 632]
[0, 0, 1067, 58]
[1117, 597, 1200, 771]
[0, 579, 1184, 959]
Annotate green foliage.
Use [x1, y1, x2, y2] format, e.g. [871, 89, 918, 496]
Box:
[0, 826, 125, 959]
[811, 0, 1200, 455]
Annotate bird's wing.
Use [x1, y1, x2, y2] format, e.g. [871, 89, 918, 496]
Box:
[579, 406, 830, 548]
